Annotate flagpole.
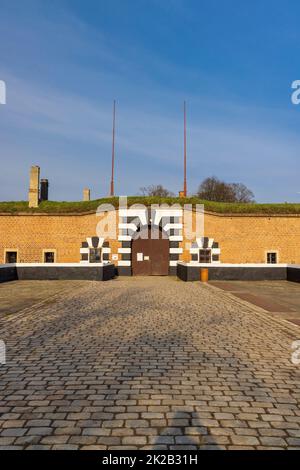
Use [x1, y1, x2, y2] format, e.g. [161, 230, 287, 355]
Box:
[110, 100, 116, 197]
[183, 100, 187, 197]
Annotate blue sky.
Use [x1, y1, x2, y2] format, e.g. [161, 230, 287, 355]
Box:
[0, 0, 300, 202]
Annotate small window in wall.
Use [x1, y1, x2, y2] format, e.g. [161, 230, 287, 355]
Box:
[44, 251, 55, 263]
[267, 252, 277, 264]
[199, 249, 211, 263]
[5, 251, 17, 263]
[89, 248, 101, 263]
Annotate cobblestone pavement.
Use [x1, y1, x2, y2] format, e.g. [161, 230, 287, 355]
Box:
[0, 280, 84, 318]
[0, 276, 300, 450]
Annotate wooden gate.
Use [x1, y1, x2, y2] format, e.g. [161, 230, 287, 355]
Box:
[132, 226, 169, 276]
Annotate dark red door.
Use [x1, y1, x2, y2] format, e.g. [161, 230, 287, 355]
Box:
[150, 238, 169, 275]
[131, 236, 151, 275]
[132, 226, 169, 276]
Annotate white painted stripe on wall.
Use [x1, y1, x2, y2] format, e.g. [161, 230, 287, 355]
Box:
[80, 248, 89, 254]
[86, 237, 105, 248]
[169, 248, 183, 254]
[9, 263, 113, 267]
[177, 262, 288, 267]
[153, 213, 162, 226]
[212, 248, 221, 255]
[169, 261, 178, 266]
[118, 236, 132, 241]
[118, 248, 131, 254]
[169, 236, 183, 241]
[102, 247, 111, 253]
[98, 238, 105, 248]
[208, 238, 214, 248]
[0, 262, 296, 268]
[117, 260, 131, 266]
[118, 223, 138, 231]
[164, 223, 182, 231]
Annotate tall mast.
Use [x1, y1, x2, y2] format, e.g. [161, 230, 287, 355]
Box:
[110, 100, 116, 197]
[183, 100, 187, 197]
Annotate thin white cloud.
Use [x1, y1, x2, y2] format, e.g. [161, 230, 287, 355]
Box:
[0, 1, 299, 202]
[1, 71, 300, 202]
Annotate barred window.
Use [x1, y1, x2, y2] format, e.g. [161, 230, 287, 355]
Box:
[89, 248, 101, 263]
[267, 252, 277, 264]
[44, 251, 55, 263]
[5, 251, 17, 263]
[199, 249, 211, 263]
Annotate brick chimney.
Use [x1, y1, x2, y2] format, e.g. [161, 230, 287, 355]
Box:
[83, 188, 90, 201]
[40, 179, 49, 202]
[28, 166, 40, 208]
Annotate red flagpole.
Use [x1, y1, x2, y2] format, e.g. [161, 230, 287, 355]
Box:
[183, 101, 187, 197]
[110, 100, 116, 197]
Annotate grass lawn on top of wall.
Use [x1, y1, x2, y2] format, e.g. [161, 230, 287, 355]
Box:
[0, 197, 300, 214]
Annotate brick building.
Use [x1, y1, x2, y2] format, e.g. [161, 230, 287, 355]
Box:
[1, 166, 300, 276]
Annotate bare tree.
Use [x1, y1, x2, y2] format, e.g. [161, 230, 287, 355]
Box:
[230, 183, 255, 203]
[196, 177, 255, 203]
[139, 185, 175, 197]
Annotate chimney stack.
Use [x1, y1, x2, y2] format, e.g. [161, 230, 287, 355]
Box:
[28, 166, 40, 208]
[40, 179, 49, 202]
[83, 188, 90, 201]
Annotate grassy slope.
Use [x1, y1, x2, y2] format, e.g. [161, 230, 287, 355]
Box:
[0, 197, 300, 214]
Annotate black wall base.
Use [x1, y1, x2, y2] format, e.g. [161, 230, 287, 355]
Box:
[116, 266, 132, 276]
[1, 264, 300, 284]
[0, 264, 115, 282]
[287, 267, 300, 283]
[0, 267, 17, 283]
[177, 264, 287, 282]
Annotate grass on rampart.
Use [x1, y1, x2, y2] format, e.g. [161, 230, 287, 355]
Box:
[0, 197, 300, 214]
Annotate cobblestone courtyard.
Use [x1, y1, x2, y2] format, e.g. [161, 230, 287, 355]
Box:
[0, 277, 300, 450]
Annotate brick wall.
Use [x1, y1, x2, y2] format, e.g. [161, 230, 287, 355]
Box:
[0, 212, 120, 263]
[204, 212, 300, 264]
[0, 210, 299, 264]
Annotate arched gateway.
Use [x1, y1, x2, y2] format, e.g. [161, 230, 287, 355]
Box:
[131, 225, 169, 276]
[80, 207, 221, 274]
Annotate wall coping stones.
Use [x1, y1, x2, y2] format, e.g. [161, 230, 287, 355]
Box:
[178, 262, 289, 268]
[0, 263, 112, 268]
